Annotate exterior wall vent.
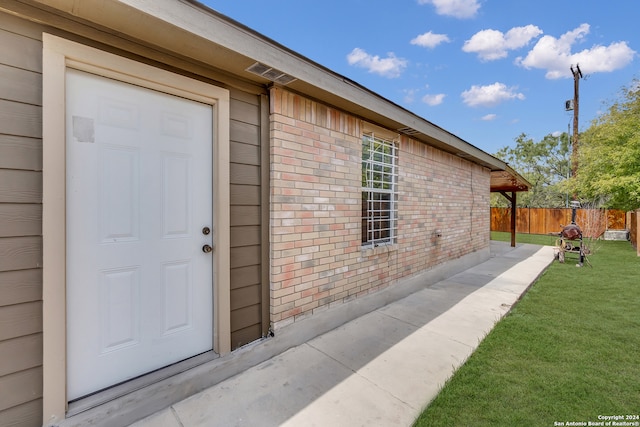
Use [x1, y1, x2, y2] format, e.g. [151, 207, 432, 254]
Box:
[246, 62, 297, 85]
[397, 127, 421, 136]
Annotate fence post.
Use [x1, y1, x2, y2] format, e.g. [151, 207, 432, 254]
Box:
[510, 193, 516, 247]
[636, 209, 640, 257]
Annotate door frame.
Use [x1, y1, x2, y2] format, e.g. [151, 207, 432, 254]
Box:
[42, 34, 231, 424]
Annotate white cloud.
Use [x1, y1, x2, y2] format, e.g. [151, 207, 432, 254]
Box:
[346, 48, 408, 78]
[403, 88, 418, 104]
[463, 25, 543, 61]
[418, 0, 480, 19]
[461, 82, 525, 107]
[516, 23, 636, 79]
[481, 113, 497, 121]
[422, 93, 446, 106]
[411, 31, 451, 49]
[551, 131, 562, 137]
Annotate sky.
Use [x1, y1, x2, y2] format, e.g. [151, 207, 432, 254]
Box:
[203, 0, 638, 155]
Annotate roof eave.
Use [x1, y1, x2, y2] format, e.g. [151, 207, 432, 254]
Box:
[29, 0, 508, 171]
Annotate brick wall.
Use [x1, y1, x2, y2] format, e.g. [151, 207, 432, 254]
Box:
[269, 87, 490, 327]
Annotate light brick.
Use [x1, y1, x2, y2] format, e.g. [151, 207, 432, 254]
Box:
[269, 87, 490, 324]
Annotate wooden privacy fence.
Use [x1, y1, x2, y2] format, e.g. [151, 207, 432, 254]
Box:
[630, 210, 639, 254]
[491, 207, 627, 238]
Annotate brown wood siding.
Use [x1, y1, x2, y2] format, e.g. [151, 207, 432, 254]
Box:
[0, 10, 269, 424]
[0, 64, 41, 106]
[0, 26, 42, 73]
[0, 367, 43, 412]
[0, 334, 42, 377]
[0, 99, 42, 139]
[0, 135, 42, 171]
[229, 91, 266, 349]
[0, 399, 42, 427]
[0, 15, 44, 426]
[230, 265, 261, 289]
[0, 204, 42, 237]
[0, 301, 42, 341]
[0, 269, 42, 307]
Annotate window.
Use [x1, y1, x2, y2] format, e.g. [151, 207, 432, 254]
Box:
[361, 133, 398, 246]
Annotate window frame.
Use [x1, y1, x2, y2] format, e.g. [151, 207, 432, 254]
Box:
[361, 133, 398, 247]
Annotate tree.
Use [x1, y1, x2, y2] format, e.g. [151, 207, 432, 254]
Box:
[492, 132, 571, 207]
[569, 80, 640, 211]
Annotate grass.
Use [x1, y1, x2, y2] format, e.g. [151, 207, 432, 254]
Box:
[491, 230, 558, 246]
[414, 239, 640, 427]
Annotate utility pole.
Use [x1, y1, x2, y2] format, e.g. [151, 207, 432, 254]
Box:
[570, 64, 583, 195]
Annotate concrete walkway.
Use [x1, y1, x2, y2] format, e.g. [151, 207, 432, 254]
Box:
[131, 242, 554, 427]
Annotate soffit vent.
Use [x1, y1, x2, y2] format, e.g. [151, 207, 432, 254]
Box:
[397, 127, 421, 136]
[246, 62, 298, 85]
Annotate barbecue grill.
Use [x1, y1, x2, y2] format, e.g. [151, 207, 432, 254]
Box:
[554, 201, 590, 266]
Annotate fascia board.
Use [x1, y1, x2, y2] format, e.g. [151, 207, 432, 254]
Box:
[32, 0, 508, 171]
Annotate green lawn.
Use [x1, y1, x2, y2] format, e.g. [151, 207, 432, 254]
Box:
[491, 230, 558, 246]
[414, 239, 640, 427]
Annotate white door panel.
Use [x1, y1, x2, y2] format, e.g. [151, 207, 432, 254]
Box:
[66, 69, 214, 400]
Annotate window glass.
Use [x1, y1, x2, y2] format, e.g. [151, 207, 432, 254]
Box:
[361, 134, 397, 246]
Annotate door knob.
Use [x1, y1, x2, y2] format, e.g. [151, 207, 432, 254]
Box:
[202, 244, 213, 253]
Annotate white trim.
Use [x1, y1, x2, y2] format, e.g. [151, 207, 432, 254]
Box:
[361, 133, 398, 247]
[42, 33, 231, 425]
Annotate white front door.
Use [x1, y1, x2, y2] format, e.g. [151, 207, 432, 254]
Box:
[65, 69, 214, 400]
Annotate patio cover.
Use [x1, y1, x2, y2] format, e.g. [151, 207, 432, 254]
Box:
[490, 166, 531, 247]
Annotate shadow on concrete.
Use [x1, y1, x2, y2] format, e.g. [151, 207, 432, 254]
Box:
[150, 242, 552, 427]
